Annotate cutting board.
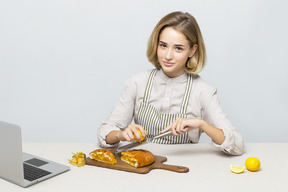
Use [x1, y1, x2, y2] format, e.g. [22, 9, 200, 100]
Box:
[85, 149, 189, 174]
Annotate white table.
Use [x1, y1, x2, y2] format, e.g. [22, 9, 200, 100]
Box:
[1, 143, 287, 192]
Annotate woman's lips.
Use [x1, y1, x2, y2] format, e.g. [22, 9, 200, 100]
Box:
[163, 61, 174, 67]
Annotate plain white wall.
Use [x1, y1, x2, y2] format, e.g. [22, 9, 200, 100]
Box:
[0, 0, 287, 143]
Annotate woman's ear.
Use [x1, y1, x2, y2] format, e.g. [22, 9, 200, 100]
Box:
[189, 44, 198, 57]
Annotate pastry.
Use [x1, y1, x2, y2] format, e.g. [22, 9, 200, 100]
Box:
[121, 149, 154, 168]
[89, 149, 117, 165]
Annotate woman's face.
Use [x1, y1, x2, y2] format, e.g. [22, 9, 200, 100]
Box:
[157, 27, 197, 78]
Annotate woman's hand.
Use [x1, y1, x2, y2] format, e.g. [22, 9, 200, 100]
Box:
[119, 124, 147, 142]
[160, 118, 203, 136]
[106, 124, 147, 144]
[160, 118, 225, 145]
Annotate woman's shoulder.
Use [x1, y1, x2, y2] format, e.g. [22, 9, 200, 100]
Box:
[192, 75, 216, 93]
[191, 75, 218, 107]
[128, 69, 154, 83]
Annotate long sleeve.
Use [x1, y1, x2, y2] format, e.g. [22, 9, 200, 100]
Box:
[97, 77, 137, 147]
[202, 88, 244, 155]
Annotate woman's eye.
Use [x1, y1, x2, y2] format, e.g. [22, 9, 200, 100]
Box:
[159, 44, 167, 48]
[176, 47, 183, 51]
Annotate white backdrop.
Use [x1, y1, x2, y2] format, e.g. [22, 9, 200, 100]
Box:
[0, 0, 287, 143]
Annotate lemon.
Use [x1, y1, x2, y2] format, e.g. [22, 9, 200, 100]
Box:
[230, 165, 245, 174]
[245, 157, 261, 172]
[133, 129, 145, 142]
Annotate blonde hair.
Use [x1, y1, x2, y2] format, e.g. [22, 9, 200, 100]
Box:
[147, 11, 206, 75]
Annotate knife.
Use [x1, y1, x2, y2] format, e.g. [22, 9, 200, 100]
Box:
[114, 130, 172, 154]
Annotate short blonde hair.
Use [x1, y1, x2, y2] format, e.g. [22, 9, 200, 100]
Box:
[147, 11, 206, 75]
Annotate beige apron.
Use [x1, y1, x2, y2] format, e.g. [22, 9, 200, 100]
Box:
[135, 69, 193, 144]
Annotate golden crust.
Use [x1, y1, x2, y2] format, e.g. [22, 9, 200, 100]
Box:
[121, 149, 155, 168]
[89, 149, 117, 165]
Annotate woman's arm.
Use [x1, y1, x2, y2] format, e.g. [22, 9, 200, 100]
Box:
[160, 118, 225, 145]
[97, 77, 137, 147]
[161, 87, 244, 155]
[202, 89, 244, 155]
[105, 130, 122, 145]
[198, 120, 225, 145]
[98, 71, 150, 147]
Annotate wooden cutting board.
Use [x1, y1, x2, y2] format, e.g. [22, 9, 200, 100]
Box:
[85, 149, 189, 174]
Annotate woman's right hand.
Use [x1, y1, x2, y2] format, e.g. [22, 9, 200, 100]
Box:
[118, 124, 147, 142]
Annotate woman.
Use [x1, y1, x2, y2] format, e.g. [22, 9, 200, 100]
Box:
[97, 11, 244, 155]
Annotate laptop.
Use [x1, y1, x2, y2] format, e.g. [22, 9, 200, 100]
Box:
[0, 121, 70, 188]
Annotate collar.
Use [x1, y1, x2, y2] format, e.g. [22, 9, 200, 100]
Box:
[156, 68, 188, 83]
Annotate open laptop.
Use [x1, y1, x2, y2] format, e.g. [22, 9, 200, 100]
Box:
[0, 121, 70, 188]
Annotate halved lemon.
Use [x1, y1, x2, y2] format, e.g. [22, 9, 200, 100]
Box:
[133, 129, 145, 142]
[230, 165, 245, 174]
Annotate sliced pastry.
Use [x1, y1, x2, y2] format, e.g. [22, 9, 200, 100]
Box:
[121, 149, 155, 168]
[89, 149, 117, 165]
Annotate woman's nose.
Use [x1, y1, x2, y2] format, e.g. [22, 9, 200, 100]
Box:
[165, 49, 173, 60]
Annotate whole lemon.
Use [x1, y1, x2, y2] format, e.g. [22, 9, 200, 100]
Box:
[133, 129, 145, 142]
[245, 157, 261, 172]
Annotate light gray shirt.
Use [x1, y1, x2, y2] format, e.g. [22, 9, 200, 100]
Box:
[97, 69, 244, 155]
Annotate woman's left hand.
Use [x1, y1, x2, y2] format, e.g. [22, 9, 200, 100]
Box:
[160, 118, 203, 136]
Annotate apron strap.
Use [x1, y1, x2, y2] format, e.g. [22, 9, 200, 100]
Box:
[143, 69, 157, 103]
[179, 74, 193, 114]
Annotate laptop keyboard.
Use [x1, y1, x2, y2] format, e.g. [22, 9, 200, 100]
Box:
[23, 163, 52, 181]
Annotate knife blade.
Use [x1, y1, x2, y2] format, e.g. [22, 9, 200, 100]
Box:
[114, 130, 171, 154]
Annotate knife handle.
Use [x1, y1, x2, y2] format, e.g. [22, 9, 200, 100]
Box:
[153, 130, 172, 140]
[155, 163, 189, 173]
